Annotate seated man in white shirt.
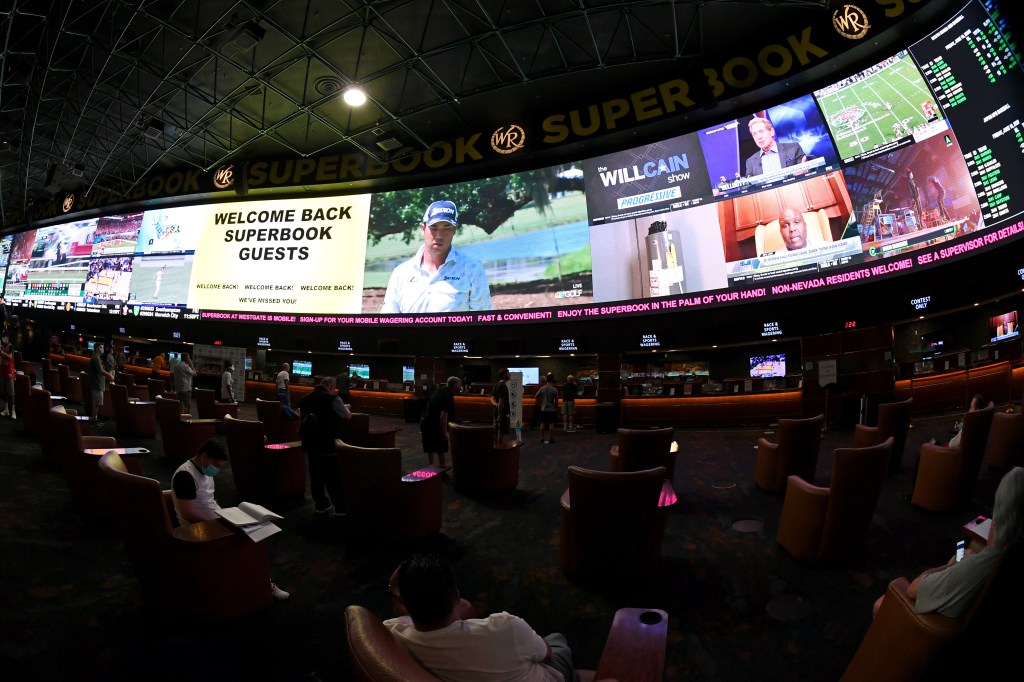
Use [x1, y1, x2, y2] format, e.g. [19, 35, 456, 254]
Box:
[875, 466, 1024, 619]
[171, 437, 291, 601]
[384, 553, 579, 682]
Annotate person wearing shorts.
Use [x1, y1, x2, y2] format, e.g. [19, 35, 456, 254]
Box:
[561, 374, 578, 432]
[491, 368, 511, 446]
[536, 373, 559, 444]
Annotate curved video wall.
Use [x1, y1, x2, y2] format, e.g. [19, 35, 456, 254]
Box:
[2, 0, 1023, 333]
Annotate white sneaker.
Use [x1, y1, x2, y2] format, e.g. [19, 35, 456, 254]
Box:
[270, 582, 290, 600]
[0, 410, 8, 417]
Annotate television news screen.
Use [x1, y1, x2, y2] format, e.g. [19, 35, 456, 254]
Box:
[3, 0, 1022, 331]
[508, 367, 541, 385]
[292, 360, 313, 377]
[349, 363, 370, 380]
[750, 354, 786, 378]
[990, 311, 1019, 342]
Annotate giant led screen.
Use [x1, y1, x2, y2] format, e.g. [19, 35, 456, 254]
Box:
[3, 0, 1023, 328]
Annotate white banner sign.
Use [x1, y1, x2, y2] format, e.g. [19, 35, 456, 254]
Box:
[188, 194, 371, 314]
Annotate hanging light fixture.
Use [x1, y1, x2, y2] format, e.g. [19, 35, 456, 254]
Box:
[343, 87, 367, 106]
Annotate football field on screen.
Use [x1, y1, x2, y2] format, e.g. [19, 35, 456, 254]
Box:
[816, 55, 940, 158]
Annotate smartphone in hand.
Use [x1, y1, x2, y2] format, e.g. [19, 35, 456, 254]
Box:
[956, 539, 966, 562]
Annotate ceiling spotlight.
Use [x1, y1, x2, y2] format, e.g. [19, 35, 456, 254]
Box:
[343, 88, 367, 106]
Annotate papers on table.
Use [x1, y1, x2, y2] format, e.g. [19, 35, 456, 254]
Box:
[216, 502, 283, 542]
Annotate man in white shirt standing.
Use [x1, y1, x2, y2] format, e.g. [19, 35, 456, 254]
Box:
[385, 553, 578, 682]
[276, 362, 296, 418]
[172, 352, 196, 415]
[380, 200, 492, 314]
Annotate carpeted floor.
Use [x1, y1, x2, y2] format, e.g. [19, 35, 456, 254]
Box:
[0, 399, 1008, 681]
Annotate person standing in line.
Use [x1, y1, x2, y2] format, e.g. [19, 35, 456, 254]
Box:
[491, 368, 511, 447]
[173, 352, 197, 415]
[0, 331, 16, 418]
[335, 369, 352, 405]
[421, 376, 461, 469]
[536, 373, 559, 444]
[171, 438, 291, 601]
[299, 376, 352, 516]
[221, 360, 236, 403]
[87, 341, 115, 421]
[150, 351, 166, 378]
[102, 344, 117, 378]
[276, 362, 296, 419]
[561, 374, 578, 432]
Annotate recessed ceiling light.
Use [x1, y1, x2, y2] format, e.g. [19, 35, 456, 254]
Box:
[343, 88, 367, 106]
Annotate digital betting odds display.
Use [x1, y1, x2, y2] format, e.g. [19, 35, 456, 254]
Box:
[3, 0, 1024, 328]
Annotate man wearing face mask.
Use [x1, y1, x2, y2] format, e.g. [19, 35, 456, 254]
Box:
[171, 438, 291, 601]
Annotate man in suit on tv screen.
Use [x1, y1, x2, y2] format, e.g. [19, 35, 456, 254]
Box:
[744, 116, 807, 178]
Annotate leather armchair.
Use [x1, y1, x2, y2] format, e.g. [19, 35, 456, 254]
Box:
[336, 441, 443, 540]
[911, 403, 994, 512]
[57, 363, 84, 405]
[110, 383, 157, 438]
[342, 412, 400, 448]
[256, 397, 300, 444]
[854, 397, 913, 475]
[195, 387, 239, 420]
[222, 414, 306, 501]
[776, 438, 892, 563]
[755, 413, 824, 493]
[116, 371, 148, 400]
[560, 465, 667, 582]
[448, 422, 521, 496]
[842, 541, 1021, 681]
[26, 384, 53, 438]
[344, 604, 669, 682]
[13, 371, 31, 426]
[98, 452, 273, 621]
[154, 394, 217, 464]
[147, 377, 169, 400]
[49, 406, 122, 514]
[983, 411, 1023, 471]
[608, 427, 678, 480]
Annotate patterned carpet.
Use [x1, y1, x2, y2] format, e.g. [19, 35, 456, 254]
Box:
[0, 400, 1006, 681]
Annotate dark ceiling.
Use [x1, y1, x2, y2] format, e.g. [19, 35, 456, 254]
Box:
[1, 0, 1012, 229]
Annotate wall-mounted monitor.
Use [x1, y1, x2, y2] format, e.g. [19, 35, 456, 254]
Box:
[750, 354, 786, 378]
[292, 359, 313, 377]
[244, 357, 253, 371]
[990, 311, 1019, 342]
[402, 365, 415, 382]
[349, 363, 370, 379]
[508, 367, 540, 385]
[87, 340, 96, 351]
